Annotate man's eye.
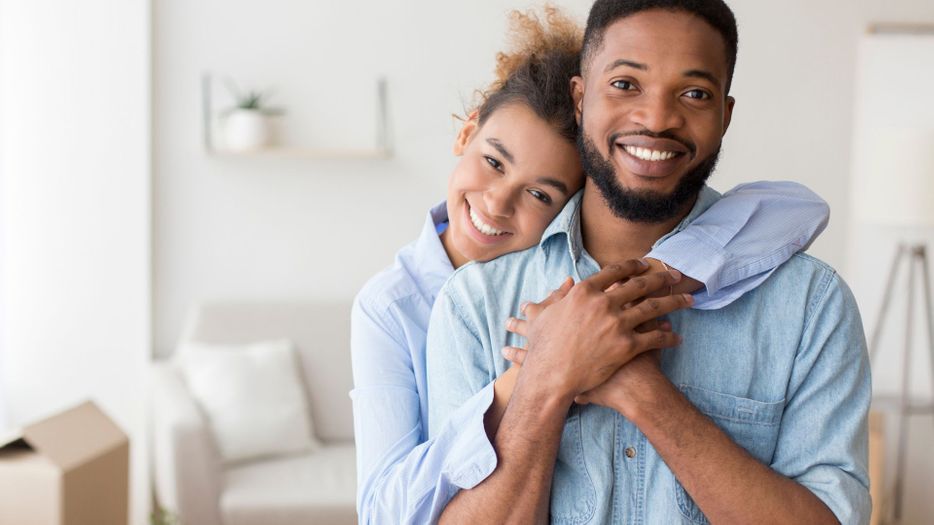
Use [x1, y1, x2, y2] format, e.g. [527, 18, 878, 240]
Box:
[484, 155, 503, 171]
[528, 189, 552, 205]
[684, 89, 711, 100]
[611, 80, 635, 91]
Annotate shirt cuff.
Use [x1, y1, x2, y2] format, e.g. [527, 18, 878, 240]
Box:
[438, 382, 498, 490]
[647, 229, 729, 295]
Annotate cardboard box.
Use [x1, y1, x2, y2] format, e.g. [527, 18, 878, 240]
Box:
[0, 401, 128, 525]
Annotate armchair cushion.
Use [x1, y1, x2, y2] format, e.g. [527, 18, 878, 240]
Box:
[177, 339, 319, 463]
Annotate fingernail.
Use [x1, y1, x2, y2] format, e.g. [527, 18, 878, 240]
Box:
[682, 293, 694, 305]
[501, 347, 514, 359]
[639, 258, 650, 267]
[668, 269, 682, 282]
[519, 302, 529, 314]
[505, 317, 515, 330]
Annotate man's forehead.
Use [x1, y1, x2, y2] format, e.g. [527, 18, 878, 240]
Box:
[589, 10, 728, 78]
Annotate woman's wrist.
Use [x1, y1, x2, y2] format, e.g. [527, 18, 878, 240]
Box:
[643, 257, 703, 296]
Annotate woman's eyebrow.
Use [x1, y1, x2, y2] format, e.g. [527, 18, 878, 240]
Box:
[486, 138, 515, 164]
[537, 177, 569, 195]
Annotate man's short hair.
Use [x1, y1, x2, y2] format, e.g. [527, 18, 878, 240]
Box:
[582, 0, 739, 93]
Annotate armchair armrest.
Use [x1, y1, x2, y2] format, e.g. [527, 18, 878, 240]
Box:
[150, 361, 223, 525]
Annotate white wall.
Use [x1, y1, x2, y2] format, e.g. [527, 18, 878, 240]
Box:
[0, 1, 151, 524]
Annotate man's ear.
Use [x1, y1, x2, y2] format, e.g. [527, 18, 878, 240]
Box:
[453, 113, 479, 156]
[722, 95, 735, 135]
[571, 76, 585, 125]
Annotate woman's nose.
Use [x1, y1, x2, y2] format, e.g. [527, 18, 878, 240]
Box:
[483, 182, 516, 218]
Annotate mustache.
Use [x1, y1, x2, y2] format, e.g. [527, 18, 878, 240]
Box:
[608, 130, 697, 157]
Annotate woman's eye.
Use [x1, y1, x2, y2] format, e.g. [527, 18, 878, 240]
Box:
[528, 189, 552, 205]
[611, 80, 635, 91]
[484, 155, 503, 172]
[684, 89, 711, 100]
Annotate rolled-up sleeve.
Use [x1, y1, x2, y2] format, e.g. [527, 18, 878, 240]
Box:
[647, 181, 830, 309]
[769, 272, 872, 524]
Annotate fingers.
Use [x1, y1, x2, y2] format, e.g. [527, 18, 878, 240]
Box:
[606, 269, 682, 306]
[624, 293, 694, 329]
[501, 345, 527, 366]
[522, 276, 574, 321]
[631, 327, 682, 351]
[581, 259, 649, 292]
[505, 316, 528, 337]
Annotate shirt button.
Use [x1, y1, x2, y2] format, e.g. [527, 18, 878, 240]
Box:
[625, 447, 636, 459]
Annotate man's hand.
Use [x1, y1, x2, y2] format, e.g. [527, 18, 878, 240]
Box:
[574, 349, 667, 412]
[504, 259, 692, 401]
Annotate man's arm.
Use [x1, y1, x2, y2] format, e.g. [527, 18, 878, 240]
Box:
[574, 272, 870, 525]
[590, 355, 841, 525]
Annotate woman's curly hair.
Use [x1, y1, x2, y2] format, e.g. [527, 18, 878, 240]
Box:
[469, 6, 583, 143]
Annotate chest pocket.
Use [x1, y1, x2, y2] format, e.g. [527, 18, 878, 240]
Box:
[550, 405, 596, 524]
[674, 384, 785, 525]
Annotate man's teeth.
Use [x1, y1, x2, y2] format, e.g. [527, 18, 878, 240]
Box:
[469, 207, 506, 236]
[623, 145, 678, 162]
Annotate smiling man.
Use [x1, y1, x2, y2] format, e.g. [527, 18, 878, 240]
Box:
[426, 1, 870, 524]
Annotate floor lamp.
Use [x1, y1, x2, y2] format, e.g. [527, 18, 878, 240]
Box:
[859, 128, 934, 524]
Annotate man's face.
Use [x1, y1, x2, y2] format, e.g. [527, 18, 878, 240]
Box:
[572, 9, 735, 222]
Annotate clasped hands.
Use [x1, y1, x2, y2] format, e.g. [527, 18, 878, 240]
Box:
[501, 258, 694, 416]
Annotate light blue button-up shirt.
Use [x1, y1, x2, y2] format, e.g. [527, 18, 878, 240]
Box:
[352, 182, 832, 524]
[426, 186, 870, 525]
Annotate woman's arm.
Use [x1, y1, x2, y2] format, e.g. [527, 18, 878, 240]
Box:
[352, 294, 502, 525]
[647, 180, 829, 307]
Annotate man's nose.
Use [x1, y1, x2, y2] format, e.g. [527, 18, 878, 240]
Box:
[628, 93, 686, 133]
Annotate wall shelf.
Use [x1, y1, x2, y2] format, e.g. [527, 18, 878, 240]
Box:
[201, 73, 392, 160]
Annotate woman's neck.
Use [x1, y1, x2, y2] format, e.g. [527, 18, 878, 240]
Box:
[439, 227, 469, 269]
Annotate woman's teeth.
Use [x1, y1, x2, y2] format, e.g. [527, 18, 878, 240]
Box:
[623, 145, 678, 161]
[469, 206, 506, 236]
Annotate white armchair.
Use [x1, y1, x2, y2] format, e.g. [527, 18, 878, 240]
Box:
[151, 302, 356, 525]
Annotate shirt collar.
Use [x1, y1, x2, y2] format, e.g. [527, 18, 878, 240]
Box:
[539, 190, 586, 260]
[410, 201, 455, 297]
[539, 185, 723, 260]
[651, 185, 722, 249]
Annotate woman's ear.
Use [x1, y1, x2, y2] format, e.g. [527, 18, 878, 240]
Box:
[453, 111, 479, 156]
[571, 76, 584, 125]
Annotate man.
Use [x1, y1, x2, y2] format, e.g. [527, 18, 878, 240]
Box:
[426, 1, 870, 524]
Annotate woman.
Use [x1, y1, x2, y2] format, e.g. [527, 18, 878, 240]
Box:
[351, 7, 828, 524]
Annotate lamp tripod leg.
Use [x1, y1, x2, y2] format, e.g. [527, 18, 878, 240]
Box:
[871, 245, 906, 364]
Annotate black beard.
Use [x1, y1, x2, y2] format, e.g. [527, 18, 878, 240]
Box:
[577, 129, 720, 223]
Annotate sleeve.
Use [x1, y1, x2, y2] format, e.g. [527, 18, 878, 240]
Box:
[769, 272, 872, 525]
[646, 181, 830, 310]
[351, 293, 498, 525]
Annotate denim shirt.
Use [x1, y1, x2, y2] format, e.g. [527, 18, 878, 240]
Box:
[426, 187, 870, 525]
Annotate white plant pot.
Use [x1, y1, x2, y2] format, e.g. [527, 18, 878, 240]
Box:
[223, 109, 271, 151]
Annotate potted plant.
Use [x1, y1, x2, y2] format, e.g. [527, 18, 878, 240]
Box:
[221, 80, 284, 152]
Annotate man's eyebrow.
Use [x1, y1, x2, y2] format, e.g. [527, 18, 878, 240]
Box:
[486, 138, 514, 164]
[604, 59, 648, 73]
[537, 177, 569, 195]
[684, 69, 722, 87]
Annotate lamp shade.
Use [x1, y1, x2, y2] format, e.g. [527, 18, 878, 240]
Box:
[852, 127, 934, 227]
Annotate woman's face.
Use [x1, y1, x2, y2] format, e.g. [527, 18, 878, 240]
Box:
[445, 102, 584, 265]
